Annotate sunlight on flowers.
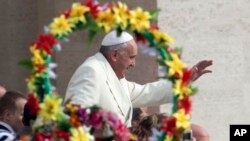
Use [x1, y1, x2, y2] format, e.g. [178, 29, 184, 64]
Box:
[173, 80, 192, 100]
[69, 3, 90, 24]
[39, 95, 63, 122]
[30, 45, 45, 65]
[49, 15, 73, 37]
[96, 9, 115, 32]
[165, 53, 186, 77]
[130, 7, 151, 32]
[112, 2, 129, 29]
[152, 30, 175, 46]
[173, 109, 190, 131]
[70, 127, 90, 141]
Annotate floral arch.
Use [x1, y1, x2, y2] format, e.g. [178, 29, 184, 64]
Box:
[20, 0, 197, 141]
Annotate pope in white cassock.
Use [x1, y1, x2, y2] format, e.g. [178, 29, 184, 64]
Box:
[64, 30, 212, 127]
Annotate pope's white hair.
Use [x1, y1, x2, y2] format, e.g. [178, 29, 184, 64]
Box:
[100, 42, 128, 57]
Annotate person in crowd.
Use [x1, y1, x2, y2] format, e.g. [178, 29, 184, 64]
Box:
[64, 30, 213, 127]
[132, 113, 166, 141]
[131, 108, 209, 141]
[0, 85, 6, 98]
[0, 91, 27, 140]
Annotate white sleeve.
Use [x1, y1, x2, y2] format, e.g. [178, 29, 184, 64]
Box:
[64, 65, 102, 107]
[127, 79, 173, 108]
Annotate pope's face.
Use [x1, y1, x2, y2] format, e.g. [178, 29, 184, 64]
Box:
[115, 40, 138, 79]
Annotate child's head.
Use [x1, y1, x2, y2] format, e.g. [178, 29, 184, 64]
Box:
[0, 91, 27, 132]
[133, 113, 166, 140]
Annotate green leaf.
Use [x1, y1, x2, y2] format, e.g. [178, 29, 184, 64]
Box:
[149, 9, 161, 20]
[174, 47, 183, 54]
[172, 95, 179, 113]
[18, 59, 33, 70]
[58, 114, 72, 132]
[190, 86, 198, 95]
[86, 30, 97, 47]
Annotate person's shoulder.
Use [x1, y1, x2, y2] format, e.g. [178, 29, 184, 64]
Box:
[0, 122, 15, 141]
[0, 132, 15, 141]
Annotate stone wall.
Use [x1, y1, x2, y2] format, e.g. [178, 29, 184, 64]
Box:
[0, 0, 38, 92]
[158, 0, 250, 141]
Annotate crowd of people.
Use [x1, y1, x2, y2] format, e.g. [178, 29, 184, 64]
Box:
[0, 30, 212, 141]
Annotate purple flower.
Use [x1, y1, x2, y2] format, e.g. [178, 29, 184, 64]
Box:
[76, 108, 89, 124]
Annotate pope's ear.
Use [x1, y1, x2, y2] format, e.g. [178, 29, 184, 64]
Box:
[110, 49, 118, 62]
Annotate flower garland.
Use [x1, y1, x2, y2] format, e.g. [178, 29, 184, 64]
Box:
[20, 0, 197, 141]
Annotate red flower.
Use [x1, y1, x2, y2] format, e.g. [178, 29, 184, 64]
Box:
[34, 64, 45, 72]
[55, 130, 70, 141]
[178, 96, 192, 114]
[149, 25, 159, 31]
[161, 117, 177, 135]
[36, 34, 57, 55]
[22, 94, 40, 126]
[63, 9, 71, 18]
[33, 133, 53, 141]
[182, 68, 192, 84]
[83, 0, 101, 17]
[27, 94, 40, 116]
[33, 133, 45, 141]
[135, 33, 147, 44]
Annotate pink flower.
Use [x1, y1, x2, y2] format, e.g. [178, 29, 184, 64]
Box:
[114, 121, 130, 141]
[89, 111, 103, 129]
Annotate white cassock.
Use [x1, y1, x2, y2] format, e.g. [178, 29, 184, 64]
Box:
[64, 52, 173, 127]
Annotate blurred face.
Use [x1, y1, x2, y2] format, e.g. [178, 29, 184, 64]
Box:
[8, 98, 27, 132]
[113, 40, 137, 79]
[0, 85, 6, 98]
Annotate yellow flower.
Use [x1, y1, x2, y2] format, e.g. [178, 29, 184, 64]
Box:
[130, 7, 151, 32]
[70, 127, 90, 141]
[173, 109, 191, 131]
[49, 15, 73, 37]
[65, 102, 79, 113]
[26, 76, 36, 93]
[130, 133, 138, 140]
[69, 3, 90, 24]
[30, 45, 45, 65]
[165, 53, 186, 77]
[112, 2, 129, 29]
[96, 9, 115, 32]
[164, 135, 173, 141]
[173, 80, 192, 99]
[39, 95, 63, 122]
[152, 30, 175, 46]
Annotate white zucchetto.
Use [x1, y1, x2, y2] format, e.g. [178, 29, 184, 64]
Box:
[101, 30, 134, 46]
